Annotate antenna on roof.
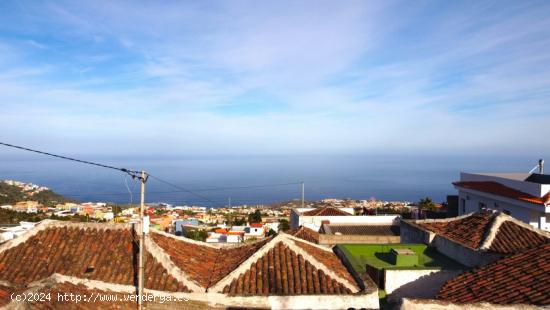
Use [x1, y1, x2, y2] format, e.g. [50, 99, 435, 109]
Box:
[529, 159, 545, 174]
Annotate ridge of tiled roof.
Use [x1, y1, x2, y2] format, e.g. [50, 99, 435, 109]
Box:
[288, 226, 320, 244]
[150, 230, 271, 290]
[209, 233, 361, 294]
[453, 181, 548, 205]
[221, 241, 353, 296]
[0, 222, 189, 292]
[415, 212, 495, 249]
[412, 212, 549, 254]
[302, 207, 352, 216]
[437, 243, 550, 305]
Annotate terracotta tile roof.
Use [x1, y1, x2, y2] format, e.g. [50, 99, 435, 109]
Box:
[323, 224, 400, 236]
[0, 221, 369, 304]
[438, 243, 550, 305]
[417, 212, 494, 249]
[24, 282, 137, 309]
[288, 226, 320, 244]
[302, 207, 352, 216]
[0, 226, 188, 292]
[414, 212, 549, 254]
[292, 239, 358, 289]
[250, 223, 264, 228]
[453, 181, 548, 205]
[489, 221, 549, 254]
[222, 242, 352, 296]
[150, 232, 270, 289]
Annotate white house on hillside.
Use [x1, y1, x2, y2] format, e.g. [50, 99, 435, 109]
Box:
[454, 169, 550, 231]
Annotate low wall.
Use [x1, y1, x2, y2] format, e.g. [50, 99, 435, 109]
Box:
[431, 235, 501, 267]
[400, 298, 543, 310]
[319, 234, 400, 245]
[385, 269, 463, 302]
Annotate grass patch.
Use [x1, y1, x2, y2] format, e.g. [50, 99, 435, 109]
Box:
[337, 243, 463, 273]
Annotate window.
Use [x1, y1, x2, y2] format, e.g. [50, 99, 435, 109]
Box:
[503, 210, 511, 215]
[478, 202, 487, 211]
[460, 198, 466, 214]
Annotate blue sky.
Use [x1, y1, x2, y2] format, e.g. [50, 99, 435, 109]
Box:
[1, 1, 549, 156]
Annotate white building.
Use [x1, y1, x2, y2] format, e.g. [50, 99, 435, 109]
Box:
[454, 169, 550, 231]
[244, 223, 265, 240]
[290, 206, 400, 231]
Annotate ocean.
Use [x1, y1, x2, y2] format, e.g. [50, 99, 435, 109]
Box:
[0, 153, 539, 207]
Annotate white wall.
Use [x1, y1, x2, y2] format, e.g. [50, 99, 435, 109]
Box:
[299, 215, 400, 231]
[460, 172, 545, 197]
[400, 298, 542, 310]
[267, 292, 379, 309]
[458, 190, 547, 230]
[385, 269, 463, 302]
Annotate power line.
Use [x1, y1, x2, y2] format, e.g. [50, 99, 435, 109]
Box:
[58, 182, 302, 197]
[0, 141, 143, 180]
[147, 174, 225, 207]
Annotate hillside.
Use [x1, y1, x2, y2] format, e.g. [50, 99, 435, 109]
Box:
[0, 182, 75, 206]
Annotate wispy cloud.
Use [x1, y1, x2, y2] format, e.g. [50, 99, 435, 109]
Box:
[0, 0, 549, 156]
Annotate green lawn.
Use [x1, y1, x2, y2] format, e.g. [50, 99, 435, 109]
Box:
[337, 243, 463, 273]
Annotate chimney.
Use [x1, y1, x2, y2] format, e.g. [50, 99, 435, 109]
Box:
[539, 159, 545, 174]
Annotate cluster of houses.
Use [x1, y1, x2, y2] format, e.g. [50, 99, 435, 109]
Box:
[2, 180, 49, 195]
[206, 223, 267, 243]
[0, 201, 115, 220]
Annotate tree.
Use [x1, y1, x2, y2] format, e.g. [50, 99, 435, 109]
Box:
[111, 205, 122, 216]
[248, 209, 262, 223]
[418, 197, 436, 210]
[278, 219, 290, 232]
[266, 228, 277, 237]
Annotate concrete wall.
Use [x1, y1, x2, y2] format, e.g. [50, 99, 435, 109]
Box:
[431, 235, 501, 267]
[385, 269, 463, 302]
[299, 215, 400, 231]
[400, 221, 502, 267]
[458, 190, 547, 230]
[400, 298, 543, 310]
[400, 221, 432, 244]
[319, 234, 400, 245]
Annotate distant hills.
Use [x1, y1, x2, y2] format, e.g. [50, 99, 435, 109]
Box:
[0, 182, 74, 206]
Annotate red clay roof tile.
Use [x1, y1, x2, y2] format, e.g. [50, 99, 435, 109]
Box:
[150, 232, 270, 289]
[0, 226, 188, 292]
[438, 243, 550, 305]
[454, 181, 548, 205]
[222, 242, 352, 296]
[417, 212, 494, 249]
[302, 207, 352, 216]
[288, 227, 320, 244]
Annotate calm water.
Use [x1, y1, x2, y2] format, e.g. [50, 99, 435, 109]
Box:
[0, 153, 539, 206]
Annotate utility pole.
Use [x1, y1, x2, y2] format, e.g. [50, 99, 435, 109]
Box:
[138, 170, 146, 310]
[301, 181, 305, 208]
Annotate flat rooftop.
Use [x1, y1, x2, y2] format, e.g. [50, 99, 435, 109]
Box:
[337, 244, 463, 273]
[322, 224, 399, 236]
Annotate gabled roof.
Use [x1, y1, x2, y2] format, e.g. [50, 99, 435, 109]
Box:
[150, 232, 271, 289]
[453, 181, 550, 205]
[302, 207, 352, 216]
[289, 226, 320, 244]
[411, 212, 549, 254]
[438, 243, 550, 305]
[0, 222, 188, 292]
[221, 242, 352, 295]
[0, 220, 369, 308]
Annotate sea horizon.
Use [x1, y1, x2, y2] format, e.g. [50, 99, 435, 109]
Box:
[0, 153, 542, 207]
